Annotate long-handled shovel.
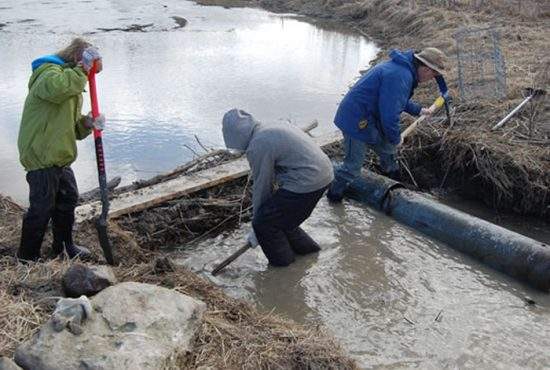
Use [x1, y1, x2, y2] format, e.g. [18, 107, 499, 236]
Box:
[212, 242, 251, 276]
[88, 62, 117, 265]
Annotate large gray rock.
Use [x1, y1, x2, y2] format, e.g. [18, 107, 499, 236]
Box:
[0, 357, 22, 370]
[15, 282, 206, 370]
[62, 264, 117, 298]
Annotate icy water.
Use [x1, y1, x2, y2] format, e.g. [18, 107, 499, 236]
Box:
[179, 198, 550, 369]
[0, 0, 377, 205]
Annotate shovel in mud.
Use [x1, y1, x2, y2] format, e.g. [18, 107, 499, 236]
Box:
[212, 242, 251, 276]
[491, 88, 546, 131]
[88, 61, 117, 265]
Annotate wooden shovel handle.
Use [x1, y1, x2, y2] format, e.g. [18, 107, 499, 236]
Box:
[401, 97, 444, 140]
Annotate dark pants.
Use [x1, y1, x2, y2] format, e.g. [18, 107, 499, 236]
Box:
[18, 167, 79, 261]
[252, 186, 327, 267]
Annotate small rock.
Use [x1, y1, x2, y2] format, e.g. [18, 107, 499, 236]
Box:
[153, 256, 176, 274]
[0, 357, 22, 370]
[51, 296, 93, 335]
[62, 264, 117, 298]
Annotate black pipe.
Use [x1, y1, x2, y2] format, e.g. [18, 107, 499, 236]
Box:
[346, 172, 550, 291]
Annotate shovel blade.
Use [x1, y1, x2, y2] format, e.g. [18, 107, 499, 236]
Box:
[95, 218, 117, 265]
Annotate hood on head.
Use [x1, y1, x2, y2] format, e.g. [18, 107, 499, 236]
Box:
[389, 49, 417, 84]
[31, 55, 65, 71]
[222, 109, 260, 151]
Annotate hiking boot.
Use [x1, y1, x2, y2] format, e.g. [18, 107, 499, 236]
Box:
[16, 250, 40, 264]
[386, 170, 402, 182]
[64, 244, 92, 260]
[326, 189, 343, 203]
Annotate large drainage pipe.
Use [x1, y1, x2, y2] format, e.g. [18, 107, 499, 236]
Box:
[345, 172, 550, 291]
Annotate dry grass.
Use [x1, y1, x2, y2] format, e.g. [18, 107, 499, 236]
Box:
[0, 257, 68, 357]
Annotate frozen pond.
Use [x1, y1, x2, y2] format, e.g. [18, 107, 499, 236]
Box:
[0, 0, 377, 204]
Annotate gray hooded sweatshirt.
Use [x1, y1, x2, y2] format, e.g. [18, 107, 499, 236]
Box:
[222, 109, 334, 216]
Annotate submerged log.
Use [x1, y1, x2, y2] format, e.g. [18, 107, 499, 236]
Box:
[346, 172, 550, 291]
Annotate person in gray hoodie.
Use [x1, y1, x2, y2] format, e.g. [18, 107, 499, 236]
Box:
[222, 109, 334, 266]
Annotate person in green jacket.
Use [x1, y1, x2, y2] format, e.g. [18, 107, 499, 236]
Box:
[17, 37, 104, 262]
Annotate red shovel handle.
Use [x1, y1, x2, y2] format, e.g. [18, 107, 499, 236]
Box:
[86, 60, 116, 265]
[87, 61, 102, 140]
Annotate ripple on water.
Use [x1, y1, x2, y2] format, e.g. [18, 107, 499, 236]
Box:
[176, 199, 550, 368]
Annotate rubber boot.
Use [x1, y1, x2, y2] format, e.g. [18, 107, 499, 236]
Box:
[285, 228, 321, 255]
[65, 243, 92, 260]
[326, 180, 345, 203]
[17, 216, 49, 262]
[53, 215, 91, 260]
[386, 170, 402, 182]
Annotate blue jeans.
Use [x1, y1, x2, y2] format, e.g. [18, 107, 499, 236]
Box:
[329, 134, 398, 198]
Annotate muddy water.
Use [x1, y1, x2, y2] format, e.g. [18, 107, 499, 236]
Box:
[179, 198, 550, 369]
[0, 0, 377, 205]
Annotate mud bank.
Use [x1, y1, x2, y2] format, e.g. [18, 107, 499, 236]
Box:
[0, 195, 357, 369]
[196, 0, 550, 218]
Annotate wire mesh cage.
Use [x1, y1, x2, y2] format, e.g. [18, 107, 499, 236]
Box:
[454, 26, 507, 101]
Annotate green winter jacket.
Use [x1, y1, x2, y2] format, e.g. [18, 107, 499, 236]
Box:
[17, 62, 91, 171]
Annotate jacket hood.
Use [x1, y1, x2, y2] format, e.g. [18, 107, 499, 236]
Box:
[222, 109, 260, 151]
[389, 49, 418, 85]
[31, 55, 65, 71]
[29, 55, 66, 88]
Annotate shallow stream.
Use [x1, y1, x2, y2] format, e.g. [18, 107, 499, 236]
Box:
[179, 198, 550, 369]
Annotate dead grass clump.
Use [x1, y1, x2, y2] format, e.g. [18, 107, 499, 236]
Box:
[0, 257, 69, 356]
[400, 116, 550, 217]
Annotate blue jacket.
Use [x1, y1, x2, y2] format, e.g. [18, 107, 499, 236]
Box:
[334, 50, 422, 146]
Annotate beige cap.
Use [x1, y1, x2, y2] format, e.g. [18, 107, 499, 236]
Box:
[414, 47, 448, 75]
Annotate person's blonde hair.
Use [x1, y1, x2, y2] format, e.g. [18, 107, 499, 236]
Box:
[56, 37, 91, 63]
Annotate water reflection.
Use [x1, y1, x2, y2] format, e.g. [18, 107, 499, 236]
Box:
[0, 0, 378, 204]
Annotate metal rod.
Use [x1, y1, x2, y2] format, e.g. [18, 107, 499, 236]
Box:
[491, 95, 532, 130]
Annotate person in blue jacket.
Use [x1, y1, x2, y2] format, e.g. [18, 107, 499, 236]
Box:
[327, 47, 448, 202]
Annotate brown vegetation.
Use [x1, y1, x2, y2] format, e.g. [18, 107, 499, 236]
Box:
[0, 195, 357, 369]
